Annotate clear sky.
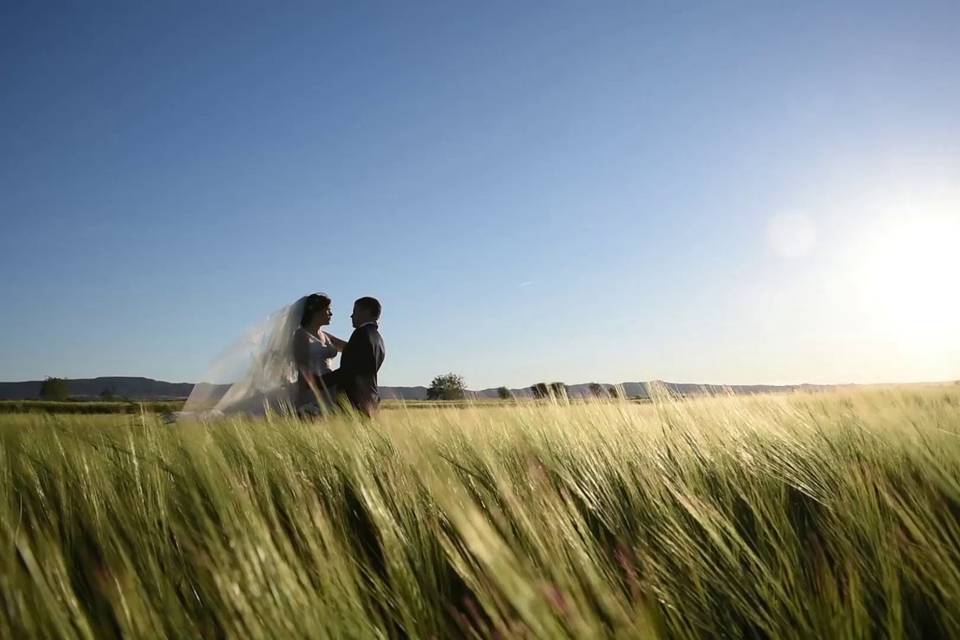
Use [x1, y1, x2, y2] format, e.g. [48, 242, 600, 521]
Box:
[2, 2, 959, 389]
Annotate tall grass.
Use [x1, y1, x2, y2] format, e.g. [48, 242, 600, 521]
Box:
[2, 388, 959, 638]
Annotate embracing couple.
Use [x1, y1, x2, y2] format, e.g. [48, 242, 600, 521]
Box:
[178, 293, 385, 420]
[293, 294, 386, 417]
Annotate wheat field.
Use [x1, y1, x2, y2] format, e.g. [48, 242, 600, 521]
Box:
[2, 388, 959, 639]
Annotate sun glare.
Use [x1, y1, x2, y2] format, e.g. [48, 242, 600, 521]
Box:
[849, 212, 960, 349]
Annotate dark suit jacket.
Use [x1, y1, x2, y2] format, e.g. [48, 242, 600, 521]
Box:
[321, 323, 385, 415]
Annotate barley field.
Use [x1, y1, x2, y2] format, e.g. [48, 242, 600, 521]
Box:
[2, 388, 959, 639]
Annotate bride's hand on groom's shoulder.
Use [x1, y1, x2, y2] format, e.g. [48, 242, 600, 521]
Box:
[326, 333, 348, 352]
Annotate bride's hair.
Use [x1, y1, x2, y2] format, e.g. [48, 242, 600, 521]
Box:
[300, 293, 331, 327]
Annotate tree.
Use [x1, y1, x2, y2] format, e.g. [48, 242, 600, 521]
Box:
[548, 382, 568, 400]
[588, 382, 604, 397]
[39, 377, 70, 401]
[496, 386, 512, 400]
[427, 373, 466, 400]
[608, 386, 624, 400]
[531, 382, 567, 400]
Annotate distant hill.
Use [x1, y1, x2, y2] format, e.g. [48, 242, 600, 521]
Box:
[0, 377, 194, 400]
[471, 381, 838, 399]
[380, 386, 430, 401]
[0, 376, 842, 402]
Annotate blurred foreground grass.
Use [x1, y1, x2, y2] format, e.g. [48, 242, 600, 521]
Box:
[2, 388, 959, 639]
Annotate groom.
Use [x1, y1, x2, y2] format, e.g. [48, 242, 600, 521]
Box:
[321, 296, 385, 416]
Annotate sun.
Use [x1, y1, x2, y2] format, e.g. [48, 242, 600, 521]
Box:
[848, 212, 960, 349]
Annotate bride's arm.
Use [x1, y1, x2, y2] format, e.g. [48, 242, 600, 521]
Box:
[293, 329, 311, 369]
[294, 329, 325, 403]
[325, 333, 348, 352]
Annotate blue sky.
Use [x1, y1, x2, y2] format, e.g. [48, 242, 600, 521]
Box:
[2, 2, 959, 388]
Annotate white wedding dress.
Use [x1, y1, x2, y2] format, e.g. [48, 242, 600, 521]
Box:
[177, 295, 334, 420]
[293, 328, 338, 412]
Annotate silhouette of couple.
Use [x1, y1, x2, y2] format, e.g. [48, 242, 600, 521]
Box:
[293, 294, 386, 417]
[181, 294, 385, 419]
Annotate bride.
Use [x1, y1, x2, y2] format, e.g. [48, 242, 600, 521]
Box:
[178, 293, 346, 418]
[292, 293, 346, 412]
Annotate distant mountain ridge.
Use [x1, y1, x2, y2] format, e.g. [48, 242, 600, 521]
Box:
[0, 376, 841, 401]
[470, 381, 840, 400]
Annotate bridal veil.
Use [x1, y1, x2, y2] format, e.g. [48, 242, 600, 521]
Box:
[181, 295, 314, 416]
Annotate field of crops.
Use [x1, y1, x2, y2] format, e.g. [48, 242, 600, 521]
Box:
[2, 388, 959, 639]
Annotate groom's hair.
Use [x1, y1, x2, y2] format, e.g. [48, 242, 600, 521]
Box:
[355, 296, 381, 320]
[300, 293, 331, 326]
